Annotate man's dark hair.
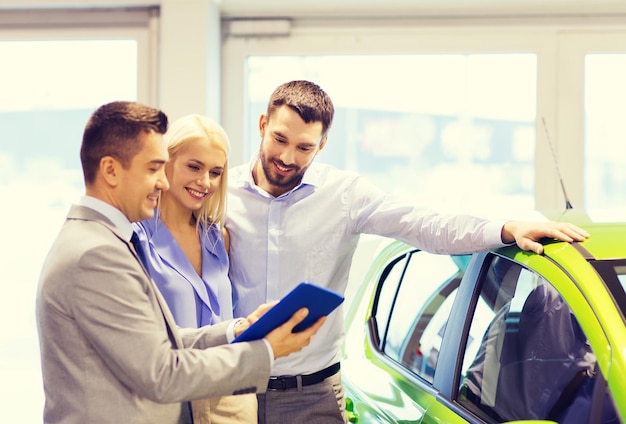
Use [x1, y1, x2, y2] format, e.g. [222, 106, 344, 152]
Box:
[80, 101, 168, 184]
[267, 80, 335, 137]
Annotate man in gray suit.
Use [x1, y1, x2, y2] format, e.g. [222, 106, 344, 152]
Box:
[36, 101, 324, 424]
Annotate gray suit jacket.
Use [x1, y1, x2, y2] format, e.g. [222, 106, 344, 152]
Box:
[36, 205, 271, 424]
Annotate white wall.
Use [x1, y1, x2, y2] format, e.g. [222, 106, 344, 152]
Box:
[158, 0, 222, 122]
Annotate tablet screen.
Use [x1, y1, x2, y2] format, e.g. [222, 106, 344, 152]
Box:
[232, 282, 344, 343]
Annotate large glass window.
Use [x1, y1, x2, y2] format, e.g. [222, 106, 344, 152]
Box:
[244, 54, 536, 215]
[0, 24, 150, 422]
[584, 53, 626, 210]
[224, 22, 626, 214]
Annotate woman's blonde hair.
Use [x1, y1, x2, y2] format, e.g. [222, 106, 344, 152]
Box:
[161, 114, 230, 229]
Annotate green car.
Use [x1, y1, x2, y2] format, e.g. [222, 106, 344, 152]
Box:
[342, 211, 625, 423]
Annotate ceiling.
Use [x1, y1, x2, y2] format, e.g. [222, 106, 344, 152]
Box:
[4, 0, 626, 17]
[217, 0, 626, 18]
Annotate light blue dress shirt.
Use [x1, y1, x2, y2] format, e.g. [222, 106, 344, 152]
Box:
[225, 156, 507, 376]
[134, 213, 233, 328]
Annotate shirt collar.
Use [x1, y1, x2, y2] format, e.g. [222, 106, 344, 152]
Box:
[79, 195, 134, 241]
[239, 154, 322, 197]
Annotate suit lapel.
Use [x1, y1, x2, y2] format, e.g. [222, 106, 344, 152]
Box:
[67, 205, 185, 348]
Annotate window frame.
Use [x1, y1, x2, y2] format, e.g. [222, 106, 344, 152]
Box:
[370, 251, 412, 351]
[0, 7, 159, 105]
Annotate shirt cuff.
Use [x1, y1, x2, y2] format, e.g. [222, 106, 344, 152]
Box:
[227, 318, 245, 342]
[227, 318, 275, 366]
[487, 219, 513, 247]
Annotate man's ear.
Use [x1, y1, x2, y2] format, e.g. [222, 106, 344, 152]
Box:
[100, 156, 120, 187]
[318, 135, 328, 153]
[259, 113, 267, 138]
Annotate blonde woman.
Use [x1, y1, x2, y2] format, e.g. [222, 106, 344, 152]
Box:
[134, 114, 257, 423]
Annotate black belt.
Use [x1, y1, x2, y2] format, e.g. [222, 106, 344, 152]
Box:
[267, 363, 340, 391]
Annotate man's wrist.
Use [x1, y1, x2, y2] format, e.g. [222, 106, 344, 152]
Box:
[227, 318, 246, 342]
[501, 221, 516, 244]
[234, 317, 247, 334]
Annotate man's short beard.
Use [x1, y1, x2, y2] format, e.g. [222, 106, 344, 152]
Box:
[261, 156, 303, 189]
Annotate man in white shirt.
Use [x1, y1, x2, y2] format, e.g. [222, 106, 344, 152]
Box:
[225, 80, 589, 423]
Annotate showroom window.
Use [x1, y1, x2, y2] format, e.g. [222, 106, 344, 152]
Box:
[241, 54, 537, 216]
[0, 8, 155, 423]
[584, 53, 626, 210]
[223, 19, 626, 213]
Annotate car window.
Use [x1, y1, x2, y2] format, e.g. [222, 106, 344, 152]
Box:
[377, 251, 463, 383]
[372, 252, 410, 348]
[458, 255, 619, 423]
[592, 260, 626, 320]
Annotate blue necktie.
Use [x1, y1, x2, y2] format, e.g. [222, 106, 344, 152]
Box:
[130, 232, 148, 268]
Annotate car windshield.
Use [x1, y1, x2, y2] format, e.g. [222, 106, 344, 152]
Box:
[591, 259, 626, 320]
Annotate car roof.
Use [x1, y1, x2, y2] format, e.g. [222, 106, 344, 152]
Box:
[541, 208, 626, 260]
[572, 223, 626, 260]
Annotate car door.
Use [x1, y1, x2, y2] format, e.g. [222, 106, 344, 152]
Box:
[344, 248, 471, 423]
[422, 251, 620, 424]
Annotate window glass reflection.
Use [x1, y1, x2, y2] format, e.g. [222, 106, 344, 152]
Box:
[384, 252, 460, 382]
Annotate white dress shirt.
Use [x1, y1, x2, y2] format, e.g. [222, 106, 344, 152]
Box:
[225, 157, 507, 376]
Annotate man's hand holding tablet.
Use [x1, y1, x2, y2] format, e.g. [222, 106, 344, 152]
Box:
[232, 283, 344, 358]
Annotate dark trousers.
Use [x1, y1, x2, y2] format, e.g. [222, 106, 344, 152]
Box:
[258, 371, 346, 424]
